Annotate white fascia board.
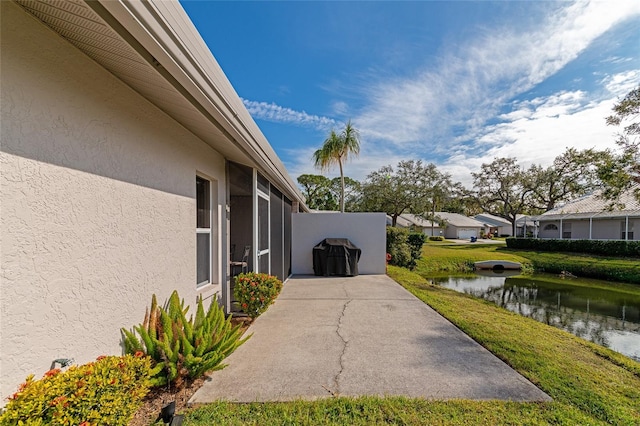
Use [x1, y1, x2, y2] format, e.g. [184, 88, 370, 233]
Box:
[95, 0, 306, 207]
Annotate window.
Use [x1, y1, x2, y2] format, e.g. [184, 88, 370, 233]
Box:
[562, 222, 572, 239]
[196, 176, 211, 286]
[621, 220, 634, 240]
[543, 224, 558, 231]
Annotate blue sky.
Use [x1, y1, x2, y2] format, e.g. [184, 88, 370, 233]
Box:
[181, 1, 640, 187]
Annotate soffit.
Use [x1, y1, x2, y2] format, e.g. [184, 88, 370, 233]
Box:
[15, 0, 249, 165]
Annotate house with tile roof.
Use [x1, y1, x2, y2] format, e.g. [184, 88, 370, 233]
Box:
[1, 1, 389, 402]
[434, 212, 485, 239]
[534, 185, 640, 240]
[1, 0, 313, 401]
[475, 213, 538, 238]
[474, 213, 512, 237]
[387, 213, 444, 236]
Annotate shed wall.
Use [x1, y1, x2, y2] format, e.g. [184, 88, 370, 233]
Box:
[291, 213, 387, 275]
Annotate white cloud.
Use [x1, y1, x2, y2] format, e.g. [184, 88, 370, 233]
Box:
[241, 98, 338, 131]
[239, 1, 640, 188]
[441, 75, 640, 187]
[353, 0, 640, 149]
[331, 100, 350, 116]
[602, 69, 640, 96]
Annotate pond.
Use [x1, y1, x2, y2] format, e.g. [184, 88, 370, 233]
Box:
[429, 272, 640, 362]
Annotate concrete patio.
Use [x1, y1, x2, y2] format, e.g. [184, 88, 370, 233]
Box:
[190, 274, 551, 403]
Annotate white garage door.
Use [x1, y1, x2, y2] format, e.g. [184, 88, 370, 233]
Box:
[458, 228, 477, 239]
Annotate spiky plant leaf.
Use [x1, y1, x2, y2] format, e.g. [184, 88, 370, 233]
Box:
[135, 325, 156, 357]
[121, 328, 142, 353]
[149, 295, 158, 336]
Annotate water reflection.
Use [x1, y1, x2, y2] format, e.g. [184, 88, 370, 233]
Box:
[431, 274, 640, 362]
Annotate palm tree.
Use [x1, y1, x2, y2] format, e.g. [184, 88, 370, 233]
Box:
[312, 121, 361, 212]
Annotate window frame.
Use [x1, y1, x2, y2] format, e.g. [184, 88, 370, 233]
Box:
[621, 220, 634, 240]
[196, 175, 212, 287]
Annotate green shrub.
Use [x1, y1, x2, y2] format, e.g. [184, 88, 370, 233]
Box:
[235, 272, 283, 318]
[122, 290, 249, 388]
[0, 354, 150, 426]
[428, 236, 445, 241]
[407, 232, 427, 261]
[386, 227, 411, 268]
[506, 238, 640, 257]
[386, 227, 426, 269]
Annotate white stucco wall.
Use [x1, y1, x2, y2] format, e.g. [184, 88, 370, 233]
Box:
[570, 221, 590, 239]
[539, 222, 561, 239]
[291, 213, 387, 275]
[422, 227, 444, 237]
[1, 2, 226, 400]
[445, 226, 480, 239]
[497, 226, 512, 237]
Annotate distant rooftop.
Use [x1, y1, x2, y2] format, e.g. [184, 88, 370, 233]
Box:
[434, 212, 484, 227]
[538, 185, 640, 220]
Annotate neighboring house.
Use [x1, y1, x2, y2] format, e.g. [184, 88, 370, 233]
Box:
[1, 0, 308, 401]
[535, 186, 640, 240]
[385, 214, 444, 236]
[434, 212, 485, 239]
[474, 213, 512, 237]
[399, 213, 444, 236]
[474, 213, 538, 238]
[515, 215, 538, 238]
[386, 215, 414, 228]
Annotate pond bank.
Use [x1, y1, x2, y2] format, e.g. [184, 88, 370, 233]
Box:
[430, 272, 640, 361]
[418, 243, 640, 284]
[387, 265, 640, 425]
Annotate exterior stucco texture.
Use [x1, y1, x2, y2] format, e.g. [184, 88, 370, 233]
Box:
[1, 2, 224, 399]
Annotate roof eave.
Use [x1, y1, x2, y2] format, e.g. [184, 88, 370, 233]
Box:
[92, 0, 307, 209]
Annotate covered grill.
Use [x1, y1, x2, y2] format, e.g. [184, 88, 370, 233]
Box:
[313, 238, 361, 277]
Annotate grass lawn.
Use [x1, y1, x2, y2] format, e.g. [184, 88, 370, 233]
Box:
[185, 397, 595, 425]
[179, 245, 640, 425]
[385, 266, 640, 425]
[417, 242, 527, 274]
[417, 242, 640, 283]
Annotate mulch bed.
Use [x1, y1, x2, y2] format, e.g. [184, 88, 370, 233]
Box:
[129, 377, 205, 426]
[129, 316, 252, 426]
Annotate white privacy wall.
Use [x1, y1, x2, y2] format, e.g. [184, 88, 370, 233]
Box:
[291, 213, 387, 275]
[1, 2, 225, 400]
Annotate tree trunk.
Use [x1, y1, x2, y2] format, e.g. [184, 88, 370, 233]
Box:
[339, 159, 345, 213]
[431, 199, 436, 236]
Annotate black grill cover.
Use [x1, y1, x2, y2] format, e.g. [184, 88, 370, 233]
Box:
[313, 238, 361, 277]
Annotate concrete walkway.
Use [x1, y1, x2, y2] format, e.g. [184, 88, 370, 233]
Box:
[190, 275, 550, 403]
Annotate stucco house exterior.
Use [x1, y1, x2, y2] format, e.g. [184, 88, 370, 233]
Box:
[1, 0, 309, 401]
[434, 212, 485, 239]
[473, 213, 538, 238]
[387, 213, 444, 236]
[515, 215, 538, 238]
[535, 186, 640, 240]
[474, 213, 512, 237]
